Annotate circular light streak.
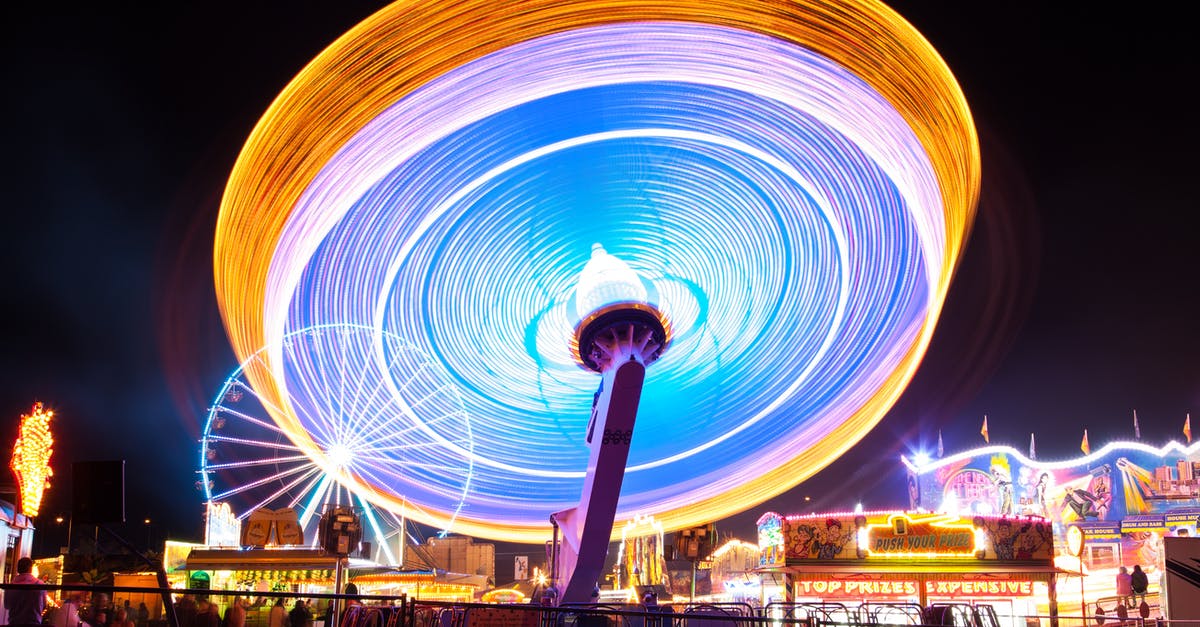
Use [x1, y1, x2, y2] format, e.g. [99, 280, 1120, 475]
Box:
[199, 324, 473, 556]
[215, 0, 980, 543]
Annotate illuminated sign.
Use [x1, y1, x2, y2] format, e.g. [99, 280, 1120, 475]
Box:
[10, 403, 54, 517]
[793, 579, 1033, 598]
[795, 580, 918, 596]
[1076, 521, 1121, 540]
[242, 507, 305, 547]
[481, 588, 527, 604]
[205, 502, 241, 547]
[757, 513, 785, 566]
[859, 514, 983, 558]
[1121, 516, 1166, 532]
[925, 580, 1033, 597]
[1166, 512, 1200, 525]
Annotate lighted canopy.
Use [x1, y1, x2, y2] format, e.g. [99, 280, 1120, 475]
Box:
[215, 0, 980, 542]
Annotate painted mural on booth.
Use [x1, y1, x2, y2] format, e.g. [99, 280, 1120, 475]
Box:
[757, 512, 1053, 563]
[907, 442, 1200, 534]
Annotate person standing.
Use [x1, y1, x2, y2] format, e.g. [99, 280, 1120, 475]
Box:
[1130, 564, 1149, 606]
[267, 599, 287, 627]
[112, 608, 136, 627]
[1116, 566, 1133, 607]
[4, 557, 48, 626]
[226, 597, 247, 627]
[175, 595, 198, 627]
[288, 600, 310, 627]
[51, 592, 86, 627]
[194, 598, 220, 627]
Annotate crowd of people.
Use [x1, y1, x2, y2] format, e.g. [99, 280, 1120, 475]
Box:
[1113, 563, 1151, 619]
[3, 559, 353, 627]
[3, 558, 153, 627]
[172, 594, 324, 627]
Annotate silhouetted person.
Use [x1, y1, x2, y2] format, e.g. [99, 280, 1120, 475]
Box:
[288, 601, 310, 627]
[175, 595, 198, 627]
[4, 557, 48, 626]
[1131, 565, 1149, 606]
[194, 598, 220, 627]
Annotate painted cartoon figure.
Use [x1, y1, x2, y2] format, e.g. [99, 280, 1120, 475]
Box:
[992, 518, 1017, 560]
[790, 524, 817, 558]
[991, 463, 1014, 515]
[815, 519, 854, 559]
[1062, 473, 1112, 520]
[1015, 523, 1048, 559]
[1032, 473, 1050, 517]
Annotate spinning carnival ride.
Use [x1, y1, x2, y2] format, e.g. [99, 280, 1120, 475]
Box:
[213, 0, 981, 544]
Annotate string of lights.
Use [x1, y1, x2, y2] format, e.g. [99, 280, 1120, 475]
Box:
[214, 0, 979, 542]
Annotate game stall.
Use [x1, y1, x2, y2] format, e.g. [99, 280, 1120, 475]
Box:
[756, 511, 1059, 627]
[903, 439, 1200, 618]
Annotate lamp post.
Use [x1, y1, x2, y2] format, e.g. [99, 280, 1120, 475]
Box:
[144, 518, 152, 551]
[56, 514, 72, 555]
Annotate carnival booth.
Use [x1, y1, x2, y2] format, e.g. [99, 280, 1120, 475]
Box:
[181, 548, 481, 606]
[903, 440, 1200, 618]
[756, 511, 1059, 627]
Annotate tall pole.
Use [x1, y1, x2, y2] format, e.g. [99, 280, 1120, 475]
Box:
[1080, 573, 1087, 623]
[331, 557, 347, 627]
[689, 561, 696, 603]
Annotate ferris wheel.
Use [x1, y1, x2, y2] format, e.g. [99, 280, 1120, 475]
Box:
[198, 323, 474, 563]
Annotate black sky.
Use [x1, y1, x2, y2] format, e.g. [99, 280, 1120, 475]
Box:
[3, 2, 1197, 552]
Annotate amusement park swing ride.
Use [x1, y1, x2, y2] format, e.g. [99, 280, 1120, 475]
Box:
[203, 0, 979, 604]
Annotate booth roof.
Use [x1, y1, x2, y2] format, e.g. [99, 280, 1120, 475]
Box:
[183, 548, 375, 571]
[760, 561, 1069, 580]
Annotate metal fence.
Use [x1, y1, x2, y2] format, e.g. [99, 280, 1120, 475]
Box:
[2, 585, 1195, 627]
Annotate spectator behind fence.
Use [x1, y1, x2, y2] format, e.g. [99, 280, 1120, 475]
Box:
[267, 599, 287, 627]
[51, 592, 87, 627]
[1130, 565, 1149, 605]
[4, 557, 48, 626]
[225, 597, 247, 627]
[288, 600, 311, 627]
[194, 598, 220, 627]
[1116, 566, 1133, 607]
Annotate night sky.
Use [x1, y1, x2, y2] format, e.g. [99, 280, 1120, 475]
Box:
[3, 2, 1196, 555]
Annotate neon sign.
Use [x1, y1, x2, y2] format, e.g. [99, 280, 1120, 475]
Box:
[757, 512, 784, 566]
[926, 580, 1033, 597]
[858, 513, 984, 558]
[793, 579, 1033, 598]
[795, 580, 917, 596]
[11, 402, 54, 517]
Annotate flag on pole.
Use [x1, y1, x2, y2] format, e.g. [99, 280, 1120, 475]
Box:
[937, 430, 944, 458]
[1029, 433, 1036, 460]
[1081, 429, 1091, 455]
[1134, 410, 1141, 440]
[981, 416, 989, 443]
[1186, 414, 1193, 444]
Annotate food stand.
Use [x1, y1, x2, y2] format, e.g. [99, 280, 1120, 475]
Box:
[181, 548, 481, 609]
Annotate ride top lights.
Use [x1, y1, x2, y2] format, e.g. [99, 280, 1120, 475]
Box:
[215, 0, 980, 542]
[572, 245, 670, 372]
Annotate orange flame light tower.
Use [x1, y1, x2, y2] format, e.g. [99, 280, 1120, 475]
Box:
[11, 402, 54, 517]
